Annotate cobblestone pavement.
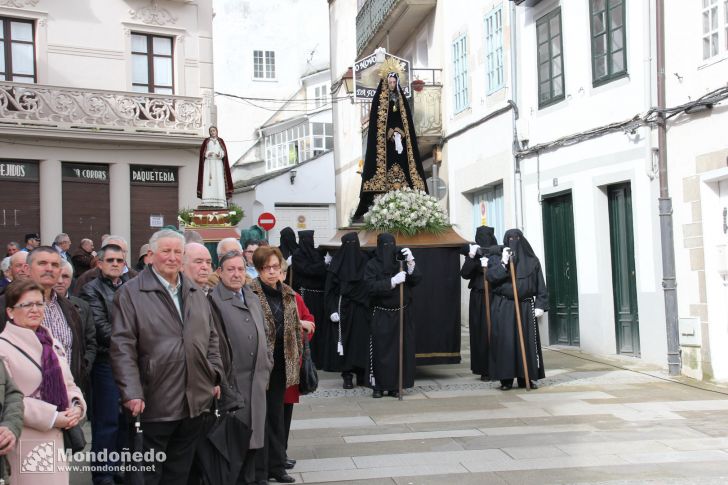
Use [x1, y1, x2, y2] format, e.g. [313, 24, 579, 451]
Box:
[286, 328, 728, 484]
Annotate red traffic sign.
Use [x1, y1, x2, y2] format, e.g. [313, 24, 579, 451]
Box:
[258, 212, 276, 231]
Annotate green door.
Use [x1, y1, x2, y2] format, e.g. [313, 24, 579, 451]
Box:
[543, 192, 580, 346]
[608, 183, 640, 356]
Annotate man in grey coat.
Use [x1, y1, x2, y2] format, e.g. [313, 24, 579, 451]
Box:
[111, 229, 223, 485]
[209, 250, 272, 485]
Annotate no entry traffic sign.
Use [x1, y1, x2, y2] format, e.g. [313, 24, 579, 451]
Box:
[258, 212, 276, 231]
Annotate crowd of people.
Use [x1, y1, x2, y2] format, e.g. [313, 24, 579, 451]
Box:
[0, 224, 548, 485]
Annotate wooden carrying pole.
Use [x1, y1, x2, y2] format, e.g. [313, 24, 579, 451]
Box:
[483, 269, 491, 344]
[509, 258, 531, 391]
[398, 260, 404, 401]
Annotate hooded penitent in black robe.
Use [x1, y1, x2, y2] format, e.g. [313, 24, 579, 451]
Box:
[486, 229, 549, 386]
[292, 230, 329, 368]
[353, 73, 428, 219]
[324, 232, 371, 375]
[278, 227, 298, 288]
[364, 233, 422, 391]
[460, 226, 499, 377]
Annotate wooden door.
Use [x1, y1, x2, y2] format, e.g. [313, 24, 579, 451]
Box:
[543, 192, 580, 346]
[608, 183, 640, 356]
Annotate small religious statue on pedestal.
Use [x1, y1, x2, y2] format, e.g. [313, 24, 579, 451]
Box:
[197, 126, 234, 208]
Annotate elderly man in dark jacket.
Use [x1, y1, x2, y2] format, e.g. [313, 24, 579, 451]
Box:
[209, 250, 272, 484]
[11, 247, 96, 394]
[111, 229, 223, 485]
[81, 243, 130, 485]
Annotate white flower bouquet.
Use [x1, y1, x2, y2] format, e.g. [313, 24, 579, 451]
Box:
[364, 188, 450, 236]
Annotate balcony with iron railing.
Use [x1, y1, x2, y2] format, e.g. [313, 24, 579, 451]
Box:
[356, 0, 436, 56]
[0, 81, 207, 141]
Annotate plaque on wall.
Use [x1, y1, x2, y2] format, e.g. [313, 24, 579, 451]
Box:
[131, 166, 178, 185]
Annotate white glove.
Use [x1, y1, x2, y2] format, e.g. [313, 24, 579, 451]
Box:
[390, 271, 407, 288]
[501, 247, 511, 265]
[324, 252, 332, 265]
[535, 308, 544, 318]
[393, 132, 403, 154]
[286, 256, 292, 266]
[468, 244, 479, 258]
[401, 248, 414, 262]
[330, 312, 340, 323]
[480, 257, 488, 268]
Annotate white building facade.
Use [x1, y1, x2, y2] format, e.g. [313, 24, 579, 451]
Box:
[213, 0, 330, 166]
[665, 0, 728, 381]
[0, 0, 214, 256]
[513, 0, 668, 365]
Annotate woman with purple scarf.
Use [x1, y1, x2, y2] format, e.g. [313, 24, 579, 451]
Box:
[0, 279, 86, 485]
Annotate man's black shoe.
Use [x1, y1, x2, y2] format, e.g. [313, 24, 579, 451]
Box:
[343, 375, 354, 389]
[372, 389, 383, 398]
[480, 374, 488, 381]
[268, 472, 296, 483]
[388, 390, 399, 398]
[498, 384, 512, 391]
[285, 458, 296, 469]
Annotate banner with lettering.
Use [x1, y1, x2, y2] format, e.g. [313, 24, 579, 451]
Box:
[0, 160, 39, 181]
[62, 163, 109, 183]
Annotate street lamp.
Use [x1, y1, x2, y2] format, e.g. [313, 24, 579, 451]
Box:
[342, 67, 354, 95]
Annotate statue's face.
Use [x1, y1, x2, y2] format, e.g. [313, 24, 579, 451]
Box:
[209, 127, 218, 138]
[387, 76, 397, 91]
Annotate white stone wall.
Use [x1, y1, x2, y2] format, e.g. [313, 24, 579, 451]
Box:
[329, 0, 364, 227]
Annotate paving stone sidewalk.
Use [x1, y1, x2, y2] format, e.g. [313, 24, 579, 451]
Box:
[286, 329, 728, 484]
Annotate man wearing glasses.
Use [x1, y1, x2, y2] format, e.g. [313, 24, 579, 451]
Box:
[243, 240, 260, 279]
[80, 244, 131, 485]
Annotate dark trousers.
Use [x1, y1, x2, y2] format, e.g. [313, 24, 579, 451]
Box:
[131, 415, 204, 485]
[283, 403, 293, 452]
[91, 360, 127, 483]
[255, 365, 287, 480]
[238, 448, 258, 485]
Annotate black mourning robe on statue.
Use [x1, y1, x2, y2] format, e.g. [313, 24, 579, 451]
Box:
[292, 230, 329, 368]
[364, 233, 422, 390]
[353, 75, 428, 219]
[460, 226, 499, 377]
[324, 232, 371, 373]
[486, 229, 549, 383]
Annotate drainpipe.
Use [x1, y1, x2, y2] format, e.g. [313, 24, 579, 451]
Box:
[509, 0, 524, 230]
[656, 0, 681, 376]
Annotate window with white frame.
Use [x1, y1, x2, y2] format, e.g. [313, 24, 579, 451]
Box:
[1, 16, 36, 83]
[485, 7, 504, 93]
[264, 121, 333, 172]
[131, 33, 174, 94]
[254, 50, 275, 79]
[703, 0, 720, 59]
[452, 34, 469, 113]
[314, 84, 328, 108]
[312, 122, 333, 154]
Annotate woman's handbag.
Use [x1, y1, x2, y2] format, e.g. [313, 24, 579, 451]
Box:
[63, 425, 86, 453]
[298, 338, 318, 395]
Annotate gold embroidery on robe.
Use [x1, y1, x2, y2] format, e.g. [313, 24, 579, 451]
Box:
[362, 84, 426, 193]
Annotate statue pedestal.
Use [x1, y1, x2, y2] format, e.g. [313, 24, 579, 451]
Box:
[322, 227, 469, 366]
[182, 208, 239, 265]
